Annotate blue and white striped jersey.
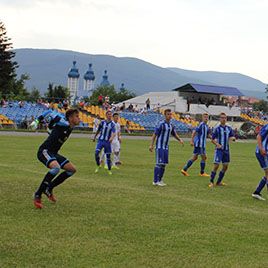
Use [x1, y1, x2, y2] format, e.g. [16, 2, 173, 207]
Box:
[154, 120, 176, 150]
[98, 120, 116, 142]
[212, 125, 234, 151]
[256, 124, 268, 153]
[194, 122, 210, 148]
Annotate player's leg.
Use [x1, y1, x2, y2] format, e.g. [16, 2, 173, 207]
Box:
[111, 141, 120, 169]
[199, 150, 209, 176]
[95, 142, 103, 172]
[181, 151, 198, 176]
[209, 150, 221, 187]
[49, 156, 76, 192]
[104, 142, 112, 174]
[216, 163, 228, 186]
[153, 149, 162, 185]
[252, 153, 268, 200]
[100, 149, 106, 166]
[34, 160, 60, 208]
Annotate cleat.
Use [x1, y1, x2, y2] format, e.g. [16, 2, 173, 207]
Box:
[216, 182, 227, 186]
[108, 170, 112, 175]
[33, 197, 43, 209]
[153, 182, 159, 186]
[181, 169, 189, 176]
[158, 181, 167, 187]
[44, 187, 57, 203]
[95, 166, 101, 173]
[199, 173, 210, 177]
[252, 193, 266, 201]
[208, 182, 215, 188]
[104, 164, 108, 170]
[112, 165, 119, 170]
[116, 161, 122, 165]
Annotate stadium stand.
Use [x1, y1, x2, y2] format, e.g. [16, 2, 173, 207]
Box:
[241, 113, 267, 126]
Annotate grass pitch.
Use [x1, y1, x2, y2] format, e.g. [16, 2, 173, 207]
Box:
[0, 135, 268, 267]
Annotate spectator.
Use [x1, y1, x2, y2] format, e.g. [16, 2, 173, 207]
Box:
[98, 95, 103, 106]
[146, 98, 150, 110]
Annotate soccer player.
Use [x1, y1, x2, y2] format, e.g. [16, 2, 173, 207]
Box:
[209, 112, 235, 187]
[181, 113, 211, 177]
[252, 124, 268, 200]
[111, 113, 122, 167]
[149, 109, 184, 186]
[93, 110, 116, 175]
[33, 109, 80, 209]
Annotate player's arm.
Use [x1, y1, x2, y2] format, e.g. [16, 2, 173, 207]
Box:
[149, 133, 157, 152]
[109, 132, 116, 143]
[211, 129, 222, 149]
[190, 129, 196, 146]
[229, 128, 236, 142]
[93, 123, 102, 142]
[257, 133, 266, 156]
[173, 131, 184, 145]
[118, 127, 122, 143]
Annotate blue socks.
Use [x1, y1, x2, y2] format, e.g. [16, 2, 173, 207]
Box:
[210, 171, 216, 183]
[95, 151, 100, 166]
[200, 160, 206, 174]
[254, 177, 267, 194]
[106, 153, 111, 170]
[183, 160, 193, 171]
[154, 165, 165, 183]
[217, 171, 225, 184]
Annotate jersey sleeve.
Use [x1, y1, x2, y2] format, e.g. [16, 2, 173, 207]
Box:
[171, 125, 177, 137]
[260, 125, 268, 139]
[37, 109, 53, 122]
[154, 122, 162, 136]
[111, 123, 116, 133]
[211, 127, 218, 140]
[97, 121, 103, 132]
[229, 127, 234, 138]
[195, 124, 201, 133]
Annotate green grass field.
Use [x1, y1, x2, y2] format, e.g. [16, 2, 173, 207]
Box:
[1, 135, 268, 267]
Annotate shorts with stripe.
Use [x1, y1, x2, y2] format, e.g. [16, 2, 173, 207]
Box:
[193, 147, 206, 155]
[156, 148, 169, 165]
[37, 148, 69, 168]
[214, 149, 230, 164]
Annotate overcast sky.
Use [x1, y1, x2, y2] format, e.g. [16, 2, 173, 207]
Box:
[1, 0, 267, 82]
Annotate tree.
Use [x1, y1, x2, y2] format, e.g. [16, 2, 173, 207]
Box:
[0, 21, 18, 95]
[45, 83, 70, 102]
[28, 87, 41, 102]
[89, 85, 135, 105]
[253, 100, 268, 113]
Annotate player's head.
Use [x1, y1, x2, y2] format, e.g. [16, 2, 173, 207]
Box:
[202, 113, 209, 123]
[66, 109, 80, 126]
[219, 112, 227, 125]
[164, 109, 172, 121]
[106, 110, 112, 121]
[113, 113, 119, 123]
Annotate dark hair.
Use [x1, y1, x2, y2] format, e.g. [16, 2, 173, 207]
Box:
[106, 110, 112, 115]
[220, 112, 227, 117]
[164, 109, 171, 115]
[113, 113, 119, 117]
[66, 108, 79, 120]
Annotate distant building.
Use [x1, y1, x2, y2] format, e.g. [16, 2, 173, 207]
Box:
[100, 70, 110, 86]
[67, 61, 80, 103]
[83, 63, 95, 91]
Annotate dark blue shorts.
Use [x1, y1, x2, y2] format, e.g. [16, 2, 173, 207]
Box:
[256, 152, 268, 169]
[96, 140, 112, 154]
[193, 147, 206, 155]
[156, 148, 169, 165]
[37, 149, 69, 168]
[214, 149, 230, 164]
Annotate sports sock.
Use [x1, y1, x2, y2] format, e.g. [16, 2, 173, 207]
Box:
[50, 171, 75, 189]
[216, 170, 225, 184]
[200, 160, 206, 174]
[106, 153, 112, 170]
[159, 165, 166, 181]
[183, 159, 193, 171]
[35, 167, 60, 197]
[154, 166, 161, 183]
[210, 171, 216, 183]
[254, 177, 267, 194]
[95, 150, 100, 166]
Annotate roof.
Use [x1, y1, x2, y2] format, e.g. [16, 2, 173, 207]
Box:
[83, 63, 95, 81]
[68, 61, 80, 79]
[174, 83, 243, 96]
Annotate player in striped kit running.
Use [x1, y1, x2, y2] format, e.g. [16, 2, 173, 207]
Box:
[181, 113, 211, 177]
[149, 109, 184, 186]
